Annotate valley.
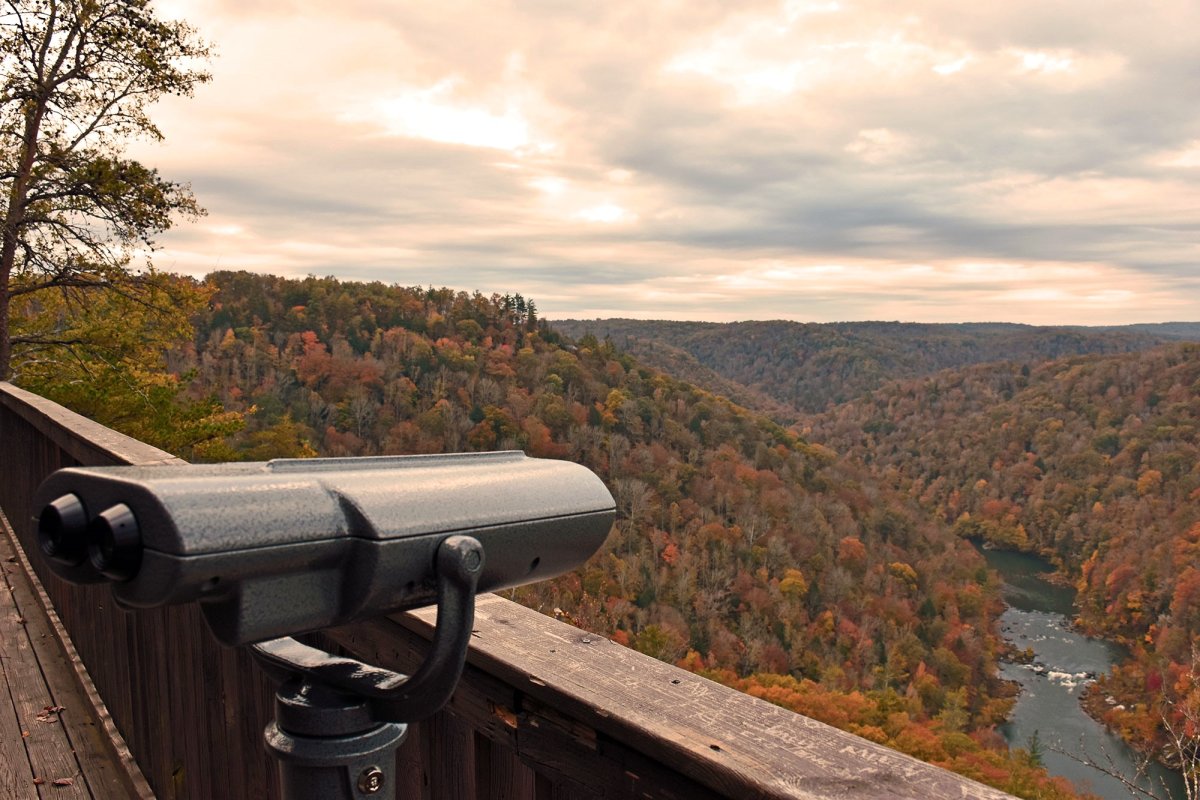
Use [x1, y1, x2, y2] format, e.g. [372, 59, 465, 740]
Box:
[14, 272, 1199, 800]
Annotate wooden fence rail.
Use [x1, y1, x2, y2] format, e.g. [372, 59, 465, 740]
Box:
[0, 381, 1015, 800]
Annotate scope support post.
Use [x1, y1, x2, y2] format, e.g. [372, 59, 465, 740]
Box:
[250, 535, 485, 800]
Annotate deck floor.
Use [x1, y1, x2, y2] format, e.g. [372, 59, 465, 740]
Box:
[1, 512, 151, 799]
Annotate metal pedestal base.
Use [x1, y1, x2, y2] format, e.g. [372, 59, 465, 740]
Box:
[264, 679, 408, 800]
[251, 535, 485, 800]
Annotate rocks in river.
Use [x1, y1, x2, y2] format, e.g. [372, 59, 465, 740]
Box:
[1006, 646, 1037, 664]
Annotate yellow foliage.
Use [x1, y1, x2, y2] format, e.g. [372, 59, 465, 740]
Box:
[889, 562, 919, 587]
[1136, 469, 1163, 496]
[780, 568, 808, 598]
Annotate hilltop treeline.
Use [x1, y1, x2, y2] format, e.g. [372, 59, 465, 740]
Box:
[808, 345, 1200, 764]
[553, 318, 1182, 415]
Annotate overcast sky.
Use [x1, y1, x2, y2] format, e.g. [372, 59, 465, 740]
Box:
[134, 0, 1200, 324]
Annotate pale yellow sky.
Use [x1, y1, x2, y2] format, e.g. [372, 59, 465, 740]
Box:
[133, 0, 1200, 324]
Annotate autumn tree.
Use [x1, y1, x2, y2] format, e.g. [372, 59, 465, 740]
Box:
[13, 271, 244, 459]
[0, 0, 210, 380]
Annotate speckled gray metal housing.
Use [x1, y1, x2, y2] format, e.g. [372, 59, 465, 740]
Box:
[32, 451, 616, 645]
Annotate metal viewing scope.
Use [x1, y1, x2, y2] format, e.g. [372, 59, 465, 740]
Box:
[34, 451, 615, 645]
[32, 451, 616, 800]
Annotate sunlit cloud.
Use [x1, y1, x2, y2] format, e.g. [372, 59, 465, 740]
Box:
[529, 176, 569, 195]
[124, 0, 1200, 325]
[783, 0, 843, 20]
[664, 6, 984, 104]
[1005, 48, 1126, 86]
[560, 258, 1192, 323]
[1012, 49, 1075, 75]
[575, 204, 636, 224]
[379, 95, 527, 151]
[662, 4, 844, 103]
[342, 77, 551, 154]
[1155, 140, 1200, 168]
[933, 55, 971, 75]
[968, 172, 1200, 225]
[845, 128, 913, 164]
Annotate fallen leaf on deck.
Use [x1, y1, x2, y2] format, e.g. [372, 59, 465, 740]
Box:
[36, 705, 66, 723]
[52, 777, 74, 786]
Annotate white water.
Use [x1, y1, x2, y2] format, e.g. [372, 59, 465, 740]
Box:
[980, 546, 1186, 800]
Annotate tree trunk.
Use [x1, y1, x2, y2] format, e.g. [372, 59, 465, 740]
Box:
[0, 94, 49, 381]
[0, 268, 10, 380]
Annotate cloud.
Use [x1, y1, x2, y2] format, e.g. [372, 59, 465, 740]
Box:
[132, 0, 1200, 324]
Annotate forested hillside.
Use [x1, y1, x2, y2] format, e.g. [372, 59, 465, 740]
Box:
[552, 319, 1189, 415]
[187, 271, 983, 681]
[159, 271, 1083, 797]
[12, 269, 1103, 797]
[807, 344, 1200, 765]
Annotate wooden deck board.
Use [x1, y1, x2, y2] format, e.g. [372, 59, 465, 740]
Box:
[2, 532, 89, 796]
[0, 511, 153, 799]
[0, 589, 34, 798]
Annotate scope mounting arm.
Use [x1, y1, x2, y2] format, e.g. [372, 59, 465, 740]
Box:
[251, 534, 484, 724]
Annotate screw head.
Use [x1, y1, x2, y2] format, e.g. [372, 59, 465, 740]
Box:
[358, 766, 385, 794]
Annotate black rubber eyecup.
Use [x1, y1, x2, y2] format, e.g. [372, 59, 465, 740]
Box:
[88, 504, 142, 582]
[38, 494, 89, 566]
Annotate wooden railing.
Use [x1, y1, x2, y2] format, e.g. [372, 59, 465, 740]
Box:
[0, 381, 1016, 800]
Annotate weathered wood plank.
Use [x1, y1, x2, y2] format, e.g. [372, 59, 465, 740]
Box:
[198, 616, 230, 798]
[324, 596, 1014, 800]
[424, 709, 475, 800]
[0, 382, 181, 469]
[320, 614, 758, 799]
[1, 382, 283, 799]
[0, 514, 151, 799]
[395, 725, 427, 800]
[170, 606, 212, 800]
[475, 732, 535, 800]
[518, 694, 722, 800]
[0, 563, 38, 798]
[0, 556, 89, 798]
[473, 597, 1014, 800]
[534, 773, 597, 800]
[207, 642, 277, 799]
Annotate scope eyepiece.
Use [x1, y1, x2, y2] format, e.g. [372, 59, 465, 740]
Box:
[38, 494, 90, 566]
[87, 504, 142, 582]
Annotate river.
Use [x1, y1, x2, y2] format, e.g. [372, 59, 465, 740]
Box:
[977, 546, 1187, 800]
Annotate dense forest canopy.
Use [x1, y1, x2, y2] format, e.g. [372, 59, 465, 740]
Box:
[561, 312, 1200, 786]
[20, 269, 1200, 798]
[553, 318, 1197, 416]
[807, 344, 1200, 770]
